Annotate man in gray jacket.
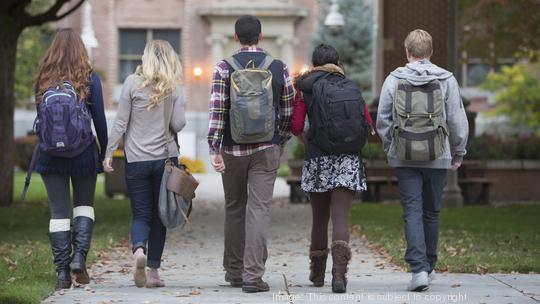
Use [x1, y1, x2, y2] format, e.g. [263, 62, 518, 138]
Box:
[376, 29, 468, 291]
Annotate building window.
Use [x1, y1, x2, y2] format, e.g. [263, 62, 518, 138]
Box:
[118, 29, 181, 82]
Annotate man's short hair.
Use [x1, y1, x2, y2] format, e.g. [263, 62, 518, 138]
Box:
[235, 15, 261, 46]
[404, 29, 433, 59]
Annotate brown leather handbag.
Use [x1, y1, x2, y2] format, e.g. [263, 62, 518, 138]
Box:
[158, 95, 199, 229]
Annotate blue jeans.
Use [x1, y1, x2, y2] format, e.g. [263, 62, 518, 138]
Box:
[395, 167, 447, 274]
[125, 158, 177, 269]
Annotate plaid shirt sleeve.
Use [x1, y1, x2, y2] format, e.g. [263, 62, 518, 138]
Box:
[279, 63, 294, 145]
[207, 61, 229, 155]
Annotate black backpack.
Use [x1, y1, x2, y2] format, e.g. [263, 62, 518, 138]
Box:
[308, 73, 369, 155]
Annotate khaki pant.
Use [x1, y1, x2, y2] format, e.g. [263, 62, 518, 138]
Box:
[221, 145, 280, 283]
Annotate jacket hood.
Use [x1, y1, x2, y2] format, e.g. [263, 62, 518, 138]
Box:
[390, 60, 453, 86]
[311, 63, 344, 75]
[296, 64, 344, 93]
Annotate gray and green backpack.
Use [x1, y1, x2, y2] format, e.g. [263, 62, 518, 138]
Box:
[393, 79, 448, 161]
[225, 55, 275, 144]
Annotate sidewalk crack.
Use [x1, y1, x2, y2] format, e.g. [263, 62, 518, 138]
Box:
[282, 273, 295, 304]
[488, 274, 540, 302]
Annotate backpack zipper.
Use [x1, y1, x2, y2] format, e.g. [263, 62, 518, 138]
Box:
[43, 93, 73, 105]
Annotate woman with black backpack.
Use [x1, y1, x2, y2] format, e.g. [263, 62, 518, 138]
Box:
[33, 28, 108, 289]
[292, 44, 373, 293]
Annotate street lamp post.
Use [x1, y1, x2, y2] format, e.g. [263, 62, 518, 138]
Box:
[81, 2, 98, 61]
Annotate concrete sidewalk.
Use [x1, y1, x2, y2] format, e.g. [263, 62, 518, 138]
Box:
[43, 174, 540, 304]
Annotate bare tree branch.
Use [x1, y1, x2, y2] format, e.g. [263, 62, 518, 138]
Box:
[22, 0, 85, 27]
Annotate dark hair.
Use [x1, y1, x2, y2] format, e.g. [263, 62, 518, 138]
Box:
[235, 15, 262, 45]
[312, 44, 340, 67]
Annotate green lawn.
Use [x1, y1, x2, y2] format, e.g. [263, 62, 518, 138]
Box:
[350, 203, 540, 273]
[0, 173, 131, 304]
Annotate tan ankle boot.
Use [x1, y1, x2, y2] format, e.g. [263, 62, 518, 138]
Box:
[133, 248, 147, 288]
[146, 268, 165, 288]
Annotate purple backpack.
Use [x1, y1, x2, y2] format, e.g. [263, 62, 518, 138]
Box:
[35, 82, 94, 157]
[21, 82, 94, 204]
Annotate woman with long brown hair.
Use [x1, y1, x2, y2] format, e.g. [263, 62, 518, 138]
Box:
[33, 28, 107, 289]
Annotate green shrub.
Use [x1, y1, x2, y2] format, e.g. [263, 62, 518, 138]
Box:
[467, 134, 540, 160]
[362, 142, 386, 159]
[293, 142, 305, 160]
[482, 63, 540, 136]
[277, 164, 291, 177]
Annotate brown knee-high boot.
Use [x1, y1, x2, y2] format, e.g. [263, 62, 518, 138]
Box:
[309, 248, 329, 287]
[331, 240, 351, 293]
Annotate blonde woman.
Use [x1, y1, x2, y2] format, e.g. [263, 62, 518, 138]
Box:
[103, 40, 186, 288]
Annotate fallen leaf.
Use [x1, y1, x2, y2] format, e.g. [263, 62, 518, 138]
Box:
[451, 284, 461, 288]
[477, 264, 488, 274]
[190, 290, 201, 296]
[7, 277, 16, 283]
[3, 257, 17, 269]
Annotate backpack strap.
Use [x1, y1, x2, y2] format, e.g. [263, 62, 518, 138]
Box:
[224, 56, 244, 72]
[258, 55, 274, 70]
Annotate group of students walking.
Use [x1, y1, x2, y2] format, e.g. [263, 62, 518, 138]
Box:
[31, 14, 467, 295]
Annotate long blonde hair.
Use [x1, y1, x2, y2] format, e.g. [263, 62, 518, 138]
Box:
[136, 40, 183, 110]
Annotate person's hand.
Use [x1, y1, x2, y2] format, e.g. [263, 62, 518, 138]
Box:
[211, 154, 226, 173]
[103, 157, 114, 173]
[451, 161, 462, 171]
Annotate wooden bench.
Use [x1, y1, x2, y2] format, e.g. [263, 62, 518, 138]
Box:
[286, 174, 495, 204]
[459, 177, 496, 205]
[286, 176, 309, 203]
[362, 176, 398, 202]
[286, 176, 399, 203]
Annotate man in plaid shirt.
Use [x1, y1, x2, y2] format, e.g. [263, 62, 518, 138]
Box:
[207, 15, 293, 293]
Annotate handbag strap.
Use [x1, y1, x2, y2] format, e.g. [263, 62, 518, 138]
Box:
[163, 94, 175, 158]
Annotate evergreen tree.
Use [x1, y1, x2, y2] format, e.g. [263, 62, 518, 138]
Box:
[315, 0, 373, 101]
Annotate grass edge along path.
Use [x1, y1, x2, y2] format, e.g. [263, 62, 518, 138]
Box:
[0, 173, 131, 304]
[349, 203, 540, 274]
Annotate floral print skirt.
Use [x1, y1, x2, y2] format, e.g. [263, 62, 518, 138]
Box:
[301, 154, 367, 193]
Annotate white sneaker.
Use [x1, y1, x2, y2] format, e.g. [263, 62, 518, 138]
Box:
[407, 271, 429, 292]
[428, 270, 436, 283]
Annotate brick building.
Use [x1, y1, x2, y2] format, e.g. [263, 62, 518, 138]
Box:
[54, 0, 458, 162]
[56, 0, 320, 160]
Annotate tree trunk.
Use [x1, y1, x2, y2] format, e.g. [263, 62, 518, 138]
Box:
[0, 28, 22, 207]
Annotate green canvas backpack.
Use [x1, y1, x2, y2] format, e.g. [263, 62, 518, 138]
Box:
[393, 79, 448, 161]
[225, 55, 276, 144]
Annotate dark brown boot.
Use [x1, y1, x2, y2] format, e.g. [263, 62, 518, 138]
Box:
[242, 279, 270, 293]
[331, 240, 351, 293]
[309, 248, 329, 287]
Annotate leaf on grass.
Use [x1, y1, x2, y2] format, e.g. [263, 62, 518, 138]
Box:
[477, 264, 488, 274]
[7, 277, 16, 283]
[3, 257, 17, 269]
